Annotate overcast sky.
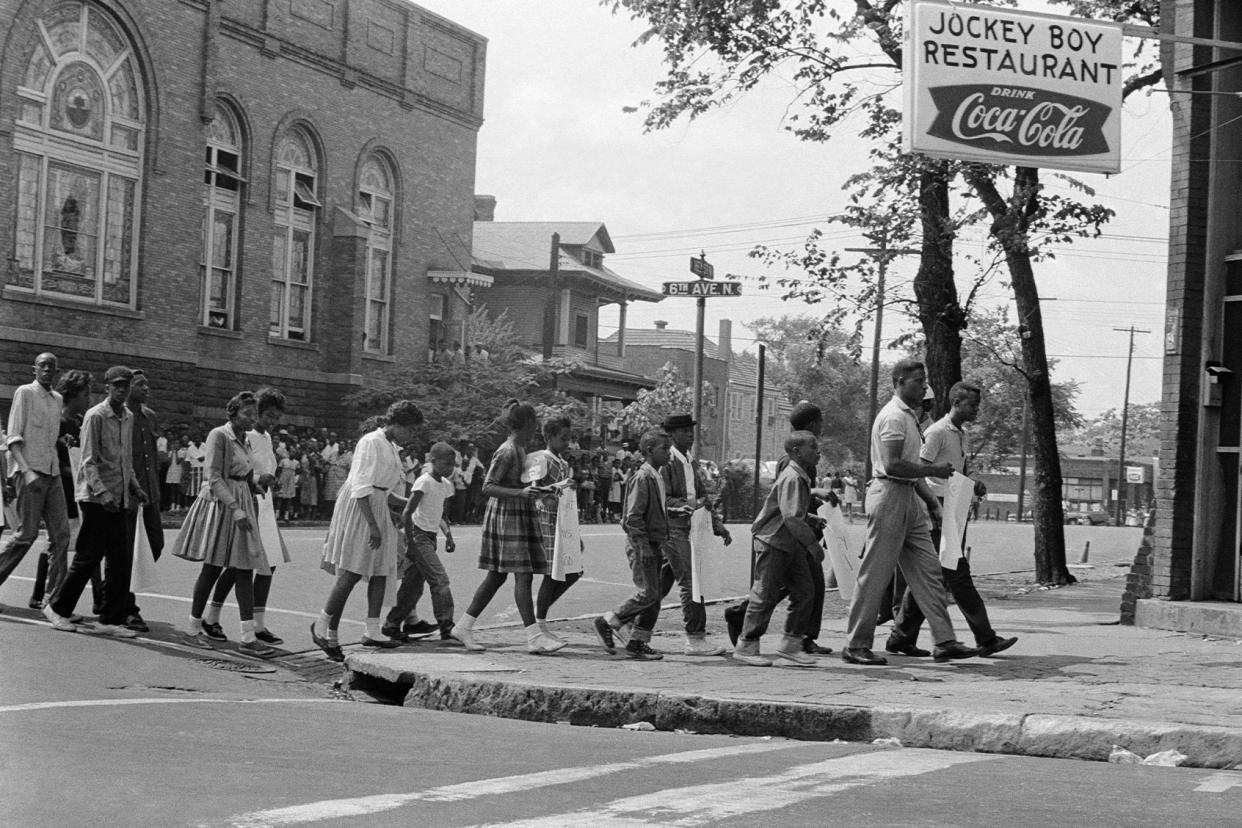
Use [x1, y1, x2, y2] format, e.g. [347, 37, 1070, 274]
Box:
[416, 0, 1171, 423]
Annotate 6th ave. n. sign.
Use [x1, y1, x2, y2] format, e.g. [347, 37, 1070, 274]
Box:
[663, 281, 742, 297]
[902, 1, 1123, 174]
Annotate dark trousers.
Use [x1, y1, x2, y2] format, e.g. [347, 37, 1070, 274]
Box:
[726, 547, 825, 640]
[890, 522, 997, 647]
[739, 540, 815, 641]
[53, 503, 131, 624]
[658, 525, 706, 635]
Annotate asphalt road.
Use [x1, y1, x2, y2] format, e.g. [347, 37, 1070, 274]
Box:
[0, 521, 1140, 654]
[4, 693, 1241, 827]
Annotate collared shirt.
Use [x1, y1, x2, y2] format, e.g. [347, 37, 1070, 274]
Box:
[870, 394, 923, 481]
[667, 446, 697, 505]
[622, 462, 668, 547]
[78, 400, 135, 506]
[5, 380, 63, 476]
[247, 429, 277, 478]
[129, 403, 161, 508]
[751, 460, 812, 551]
[920, 414, 967, 496]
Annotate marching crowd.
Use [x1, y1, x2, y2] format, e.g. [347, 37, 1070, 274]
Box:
[0, 350, 1016, 666]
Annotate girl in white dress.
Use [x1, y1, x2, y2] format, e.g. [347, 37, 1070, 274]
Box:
[312, 400, 423, 661]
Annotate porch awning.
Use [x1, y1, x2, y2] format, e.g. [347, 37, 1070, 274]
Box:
[429, 270, 493, 288]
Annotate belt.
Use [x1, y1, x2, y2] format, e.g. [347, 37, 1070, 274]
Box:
[875, 477, 916, 486]
[227, 475, 249, 481]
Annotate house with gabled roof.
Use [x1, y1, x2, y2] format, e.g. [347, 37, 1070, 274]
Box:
[469, 196, 664, 432]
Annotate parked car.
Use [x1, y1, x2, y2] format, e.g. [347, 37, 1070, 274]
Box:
[1065, 508, 1111, 526]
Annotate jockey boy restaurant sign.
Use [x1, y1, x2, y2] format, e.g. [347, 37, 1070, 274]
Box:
[903, 1, 1123, 175]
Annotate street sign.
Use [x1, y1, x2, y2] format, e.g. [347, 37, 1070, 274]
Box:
[689, 257, 715, 280]
[663, 280, 742, 297]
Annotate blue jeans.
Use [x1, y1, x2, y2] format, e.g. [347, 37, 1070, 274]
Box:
[386, 527, 453, 627]
[0, 471, 70, 597]
[614, 538, 664, 642]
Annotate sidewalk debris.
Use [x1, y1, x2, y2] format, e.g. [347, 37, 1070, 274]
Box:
[621, 721, 655, 731]
[1109, 746, 1189, 767]
[871, 737, 903, 747]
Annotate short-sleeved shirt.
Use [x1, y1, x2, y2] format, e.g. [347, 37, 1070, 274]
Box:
[410, 471, 455, 532]
[920, 415, 967, 497]
[346, 428, 403, 499]
[5, 381, 63, 476]
[871, 395, 923, 481]
[247, 429, 277, 478]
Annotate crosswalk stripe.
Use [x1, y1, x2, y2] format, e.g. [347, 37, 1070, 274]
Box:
[225, 741, 807, 827]
[464, 749, 997, 827]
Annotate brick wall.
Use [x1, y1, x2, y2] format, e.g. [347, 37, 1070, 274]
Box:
[0, 0, 483, 429]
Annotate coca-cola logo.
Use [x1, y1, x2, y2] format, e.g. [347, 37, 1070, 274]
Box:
[926, 85, 1111, 157]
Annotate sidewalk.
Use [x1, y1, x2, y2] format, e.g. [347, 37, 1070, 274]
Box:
[346, 570, 1242, 768]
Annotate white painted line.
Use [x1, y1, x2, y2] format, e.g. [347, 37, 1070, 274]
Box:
[465, 749, 997, 827]
[1196, 771, 1242, 793]
[225, 741, 806, 827]
[0, 698, 345, 714]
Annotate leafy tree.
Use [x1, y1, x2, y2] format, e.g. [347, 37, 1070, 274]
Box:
[620, 361, 695, 435]
[1063, 402, 1161, 453]
[605, 0, 1161, 585]
[745, 315, 871, 468]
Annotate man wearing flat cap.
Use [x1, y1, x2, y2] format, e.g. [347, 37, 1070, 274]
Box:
[46, 366, 148, 636]
[657, 413, 733, 656]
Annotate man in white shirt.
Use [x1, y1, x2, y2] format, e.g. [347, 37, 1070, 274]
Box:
[841, 360, 979, 666]
[886, 381, 1018, 658]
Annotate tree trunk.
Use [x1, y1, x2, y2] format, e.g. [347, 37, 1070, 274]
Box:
[914, 163, 965, 419]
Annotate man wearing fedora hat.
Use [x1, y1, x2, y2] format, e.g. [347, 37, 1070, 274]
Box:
[658, 412, 733, 656]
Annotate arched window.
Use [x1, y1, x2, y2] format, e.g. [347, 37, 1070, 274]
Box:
[201, 104, 244, 329]
[358, 155, 393, 354]
[270, 128, 320, 341]
[12, 2, 145, 307]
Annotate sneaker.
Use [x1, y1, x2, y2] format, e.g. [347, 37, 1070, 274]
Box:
[238, 639, 277, 659]
[732, 651, 773, 667]
[403, 619, 440, 637]
[124, 613, 149, 633]
[775, 648, 817, 667]
[527, 633, 567, 654]
[381, 625, 411, 643]
[592, 616, 616, 655]
[202, 621, 228, 641]
[450, 626, 486, 652]
[625, 640, 663, 661]
[42, 604, 77, 633]
[93, 623, 138, 638]
[181, 631, 214, 649]
[254, 628, 284, 646]
[683, 636, 728, 656]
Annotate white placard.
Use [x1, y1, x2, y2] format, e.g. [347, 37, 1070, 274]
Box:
[551, 488, 583, 579]
[818, 501, 857, 602]
[903, 1, 1123, 174]
[939, 472, 976, 568]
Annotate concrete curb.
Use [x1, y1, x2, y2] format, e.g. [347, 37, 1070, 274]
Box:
[348, 664, 1242, 768]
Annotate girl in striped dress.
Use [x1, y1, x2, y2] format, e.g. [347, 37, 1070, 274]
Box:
[452, 400, 563, 654]
[172, 391, 273, 658]
[531, 416, 582, 644]
[311, 400, 423, 662]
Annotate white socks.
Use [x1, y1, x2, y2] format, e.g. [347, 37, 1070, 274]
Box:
[241, 619, 257, 644]
[457, 614, 477, 632]
[204, 602, 223, 625]
[365, 618, 383, 640]
[253, 609, 266, 631]
[188, 616, 203, 634]
[524, 623, 542, 644]
[315, 612, 337, 643]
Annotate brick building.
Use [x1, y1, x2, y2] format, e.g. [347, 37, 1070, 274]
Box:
[603, 319, 791, 465]
[470, 204, 663, 438]
[0, 0, 485, 430]
[1123, 2, 1242, 630]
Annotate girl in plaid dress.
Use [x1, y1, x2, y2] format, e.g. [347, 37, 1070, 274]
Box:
[451, 400, 564, 654]
[530, 417, 582, 644]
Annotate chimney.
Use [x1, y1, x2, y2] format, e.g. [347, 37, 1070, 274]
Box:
[718, 319, 732, 360]
[654, 320, 668, 330]
[473, 194, 496, 222]
[1091, 438, 1105, 457]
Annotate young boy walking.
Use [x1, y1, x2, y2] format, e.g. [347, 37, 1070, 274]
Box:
[732, 431, 824, 667]
[593, 429, 670, 661]
[383, 441, 457, 642]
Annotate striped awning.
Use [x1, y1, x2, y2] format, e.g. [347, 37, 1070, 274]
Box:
[428, 270, 493, 288]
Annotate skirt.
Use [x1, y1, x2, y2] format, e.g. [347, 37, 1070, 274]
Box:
[277, 468, 297, 499]
[170, 480, 269, 574]
[321, 490, 398, 580]
[479, 495, 547, 574]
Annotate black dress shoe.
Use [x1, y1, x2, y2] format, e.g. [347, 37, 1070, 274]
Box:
[310, 622, 345, 662]
[360, 636, 401, 649]
[381, 625, 411, 643]
[933, 641, 981, 662]
[885, 638, 931, 657]
[402, 619, 439, 637]
[978, 635, 1018, 657]
[802, 638, 834, 655]
[841, 647, 888, 666]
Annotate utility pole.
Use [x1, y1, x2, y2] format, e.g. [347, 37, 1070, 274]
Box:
[692, 251, 708, 460]
[541, 233, 560, 361]
[1113, 326, 1151, 527]
[752, 343, 766, 521]
[844, 243, 918, 502]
